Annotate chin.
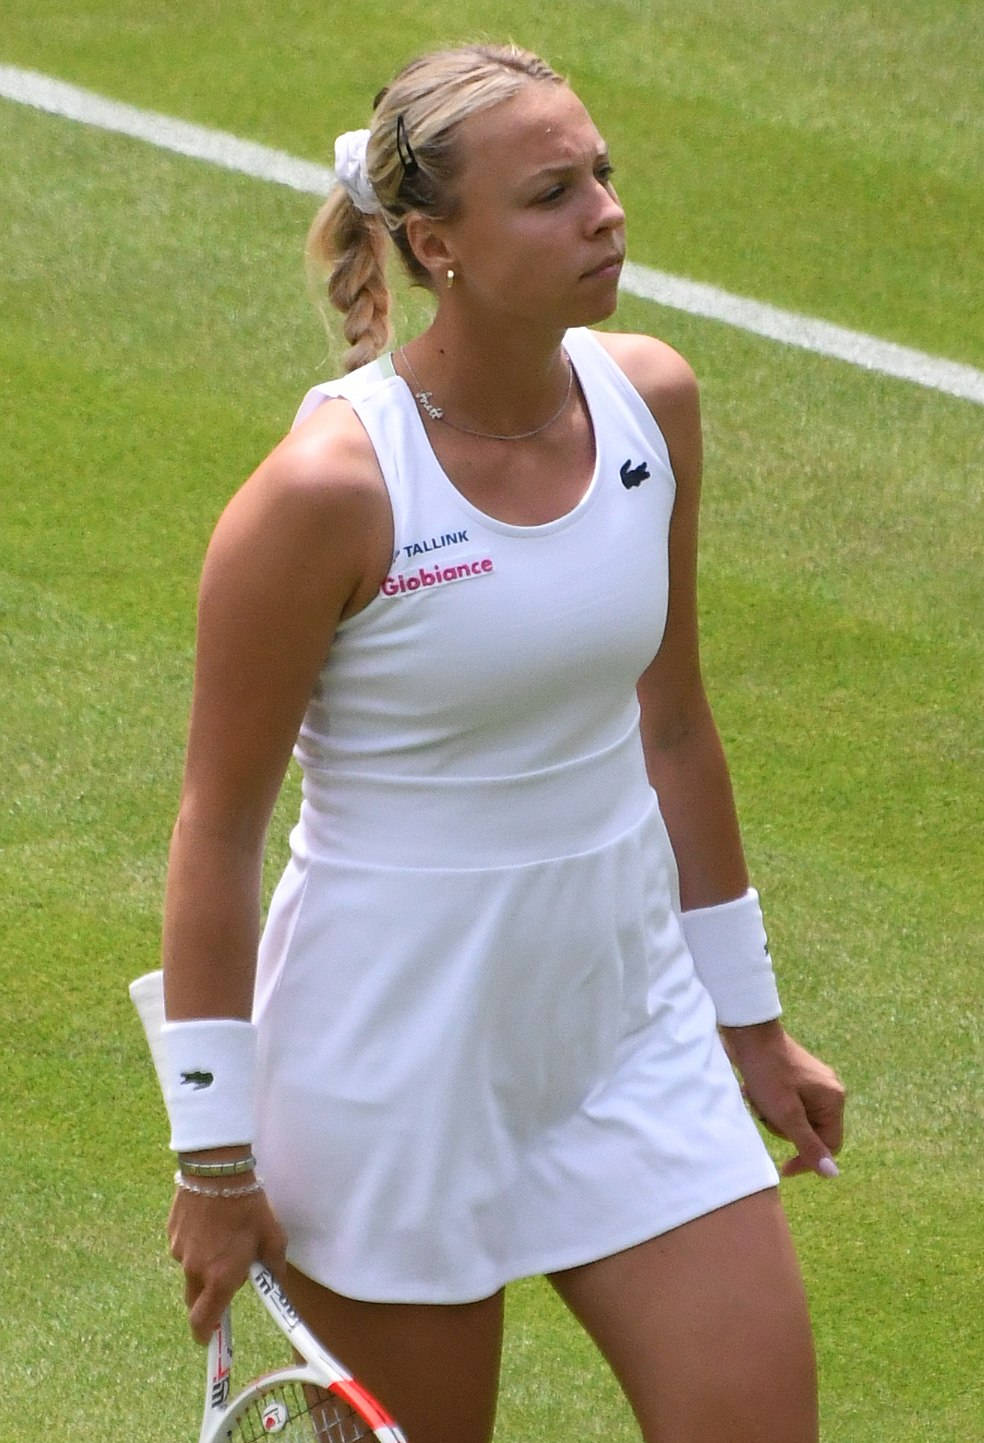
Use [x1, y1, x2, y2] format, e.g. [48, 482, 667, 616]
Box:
[568, 291, 621, 327]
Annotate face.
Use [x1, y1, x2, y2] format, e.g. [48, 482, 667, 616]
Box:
[424, 83, 626, 330]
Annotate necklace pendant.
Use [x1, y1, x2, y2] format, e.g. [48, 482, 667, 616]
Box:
[415, 390, 444, 420]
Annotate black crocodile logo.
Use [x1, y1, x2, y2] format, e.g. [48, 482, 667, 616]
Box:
[620, 458, 650, 489]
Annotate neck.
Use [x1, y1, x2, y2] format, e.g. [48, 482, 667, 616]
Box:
[403, 314, 572, 437]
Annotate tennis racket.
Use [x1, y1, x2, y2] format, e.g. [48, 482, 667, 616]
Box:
[199, 1260, 405, 1442]
[128, 970, 407, 1443]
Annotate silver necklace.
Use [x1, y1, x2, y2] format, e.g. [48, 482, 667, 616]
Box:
[398, 347, 575, 441]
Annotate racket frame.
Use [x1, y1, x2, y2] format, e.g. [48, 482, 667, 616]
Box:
[128, 972, 405, 1443]
[199, 1264, 404, 1442]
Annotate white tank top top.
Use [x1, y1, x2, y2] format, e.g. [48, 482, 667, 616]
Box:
[291, 326, 676, 796]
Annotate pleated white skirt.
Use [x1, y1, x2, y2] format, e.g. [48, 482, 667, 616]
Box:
[253, 725, 778, 1303]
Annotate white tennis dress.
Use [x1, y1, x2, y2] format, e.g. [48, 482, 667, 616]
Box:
[252, 327, 778, 1303]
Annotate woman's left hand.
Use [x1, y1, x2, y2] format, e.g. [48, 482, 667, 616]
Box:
[720, 1020, 846, 1179]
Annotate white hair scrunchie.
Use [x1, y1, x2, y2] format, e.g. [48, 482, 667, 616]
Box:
[333, 128, 382, 215]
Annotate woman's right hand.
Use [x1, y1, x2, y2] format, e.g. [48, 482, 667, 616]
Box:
[168, 1182, 288, 1344]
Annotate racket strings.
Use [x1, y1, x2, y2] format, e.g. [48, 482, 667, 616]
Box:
[224, 1379, 374, 1441]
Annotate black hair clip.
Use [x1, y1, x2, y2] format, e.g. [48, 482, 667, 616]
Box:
[395, 114, 419, 176]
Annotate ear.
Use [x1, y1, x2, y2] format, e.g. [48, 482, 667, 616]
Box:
[404, 213, 456, 288]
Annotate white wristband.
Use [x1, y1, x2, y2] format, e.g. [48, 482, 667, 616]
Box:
[162, 1017, 258, 1152]
[680, 887, 782, 1026]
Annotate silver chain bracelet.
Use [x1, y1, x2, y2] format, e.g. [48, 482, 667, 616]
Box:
[174, 1169, 265, 1200]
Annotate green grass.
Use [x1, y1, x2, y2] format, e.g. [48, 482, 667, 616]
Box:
[5, 1, 982, 362]
[2, 5, 982, 1439]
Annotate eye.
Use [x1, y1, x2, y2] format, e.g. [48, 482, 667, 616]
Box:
[596, 161, 616, 187]
[535, 183, 567, 205]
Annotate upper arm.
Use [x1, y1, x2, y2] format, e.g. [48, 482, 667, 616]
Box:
[598, 332, 707, 748]
[177, 406, 392, 843]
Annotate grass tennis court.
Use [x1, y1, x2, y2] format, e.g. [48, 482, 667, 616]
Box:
[1, 4, 980, 1439]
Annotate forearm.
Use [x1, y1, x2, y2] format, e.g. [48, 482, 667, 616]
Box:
[641, 698, 783, 1023]
[641, 695, 748, 910]
[640, 694, 844, 1176]
[162, 809, 265, 1021]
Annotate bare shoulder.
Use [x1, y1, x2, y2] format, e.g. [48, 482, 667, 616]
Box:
[205, 396, 392, 619]
[217, 398, 389, 555]
[595, 331, 702, 481]
[251, 396, 388, 525]
[596, 331, 699, 419]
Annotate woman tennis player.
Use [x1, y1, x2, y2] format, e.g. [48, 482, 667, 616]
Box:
[160, 42, 845, 1442]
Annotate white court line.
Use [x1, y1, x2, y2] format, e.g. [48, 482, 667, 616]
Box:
[3, 62, 982, 407]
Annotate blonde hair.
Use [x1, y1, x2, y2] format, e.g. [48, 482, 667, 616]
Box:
[307, 43, 564, 371]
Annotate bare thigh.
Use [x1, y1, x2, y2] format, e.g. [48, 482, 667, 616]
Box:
[549, 1188, 818, 1443]
[284, 1263, 504, 1443]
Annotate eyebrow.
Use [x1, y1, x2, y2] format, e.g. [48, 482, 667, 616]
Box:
[525, 145, 612, 183]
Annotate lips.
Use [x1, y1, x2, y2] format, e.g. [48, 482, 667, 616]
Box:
[582, 252, 624, 279]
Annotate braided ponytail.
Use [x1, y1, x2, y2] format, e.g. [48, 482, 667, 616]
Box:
[306, 189, 390, 373]
[307, 44, 563, 372]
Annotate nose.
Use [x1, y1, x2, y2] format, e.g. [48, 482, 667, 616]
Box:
[590, 179, 625, 235]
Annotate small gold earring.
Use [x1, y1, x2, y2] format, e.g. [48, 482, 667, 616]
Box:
[446, 267, 455, 289]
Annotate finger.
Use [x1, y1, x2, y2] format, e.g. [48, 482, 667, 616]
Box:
[183, 1268, 205, 1314]
[807, 1092, 846, 1158]
[781, 1151, 839, 1179]
[810, 1121, 844, 1161]
[775, 1099, 840, 1180]
[258, 1234, 289, 1287]
[188, 1273, 240, 1346]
